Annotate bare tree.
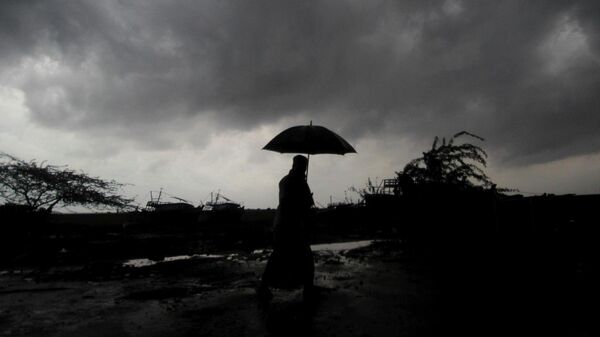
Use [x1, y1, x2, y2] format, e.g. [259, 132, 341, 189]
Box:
[0, 153, 133, 212]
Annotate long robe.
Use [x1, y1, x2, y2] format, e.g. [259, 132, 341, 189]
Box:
[263, 171, 314, 289]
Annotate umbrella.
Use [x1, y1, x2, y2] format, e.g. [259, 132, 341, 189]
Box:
[262, 121, 356, 178]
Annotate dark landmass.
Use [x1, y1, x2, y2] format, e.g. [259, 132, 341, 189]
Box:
[1, 192, 599, 336]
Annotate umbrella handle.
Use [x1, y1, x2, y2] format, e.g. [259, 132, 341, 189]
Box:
[306, 154, 310, 181]
[306, 120, 312, 180]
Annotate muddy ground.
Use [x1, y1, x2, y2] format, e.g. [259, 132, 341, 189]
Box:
[2, 233, 597, 337]
[0, 240, 441, 337]
[3, 195, 600, 336]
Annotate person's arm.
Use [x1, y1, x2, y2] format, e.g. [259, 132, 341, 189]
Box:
[303, 182, 314, 208]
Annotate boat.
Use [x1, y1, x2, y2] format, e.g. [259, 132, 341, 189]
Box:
[134, 189, 204, 226]
[199, 191, 244, 223]
[145, 189, 200, 212]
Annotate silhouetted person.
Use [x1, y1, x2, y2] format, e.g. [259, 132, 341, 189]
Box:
[258, 155, 315, 302]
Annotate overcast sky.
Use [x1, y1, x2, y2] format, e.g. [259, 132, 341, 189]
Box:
[1, 0, 600, 210]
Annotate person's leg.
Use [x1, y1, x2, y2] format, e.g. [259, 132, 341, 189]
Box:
[302, 246, 315, 301]
[257, 250, 276, 301]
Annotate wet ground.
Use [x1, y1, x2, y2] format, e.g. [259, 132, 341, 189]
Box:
[0, 240, 437, 337]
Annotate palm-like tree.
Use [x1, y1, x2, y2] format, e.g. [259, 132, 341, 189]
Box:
[399, 131, 493, 190]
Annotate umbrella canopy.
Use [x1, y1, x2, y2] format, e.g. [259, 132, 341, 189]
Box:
[262, 124, 356, 155]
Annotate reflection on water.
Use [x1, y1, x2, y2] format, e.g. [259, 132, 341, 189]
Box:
[123, 259, 157, 268]
[123, 254, 224, 268]
[122, 240, 374, 268]
[310, 240, 374, 252]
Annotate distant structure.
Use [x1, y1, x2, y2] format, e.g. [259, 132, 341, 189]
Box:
[145, 189, 199, 212]
[363, 178, 401, 208]
[138, 189, 244, 224]
[200, 191, 244, 222]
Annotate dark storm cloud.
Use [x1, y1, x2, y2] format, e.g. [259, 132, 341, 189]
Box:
[1, 0, 599, 164]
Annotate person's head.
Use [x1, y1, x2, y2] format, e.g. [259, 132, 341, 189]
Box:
[291, 155, 308, 175]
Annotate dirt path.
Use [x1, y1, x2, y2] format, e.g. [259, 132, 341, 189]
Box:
[1, 242, 437, 337]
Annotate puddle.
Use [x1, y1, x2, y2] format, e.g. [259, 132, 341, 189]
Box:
[252, 249, 271, 255]
[310, 240, 374, 252]
[123, 254, 225, 268]
[162, 254, 225, 262]
[123, 259, 157, 268]
[162, 255, 191, 262]
[122, 241, 374, 268]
